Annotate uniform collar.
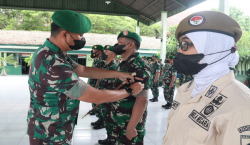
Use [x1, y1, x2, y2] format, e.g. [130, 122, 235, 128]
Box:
[123, 53, 139, 64]
[44, 39, 62, 54]
[186, 72, 234, 104]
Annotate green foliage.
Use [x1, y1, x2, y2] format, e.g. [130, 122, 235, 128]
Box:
[164, 25, 178, 57]
[24, 54, 33, 66]
[0, 54, 19, 71]
[0, 9, 161, 37]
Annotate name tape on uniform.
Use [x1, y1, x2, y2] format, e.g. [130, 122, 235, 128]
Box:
[205, 85, 218, 98]
[189, 110, 211, 131]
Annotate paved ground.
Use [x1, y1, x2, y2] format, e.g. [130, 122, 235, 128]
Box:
[0, 75, 177, 145]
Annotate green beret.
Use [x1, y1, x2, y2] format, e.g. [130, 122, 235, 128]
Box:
[117, 31, 142, 42]
[153, 55, 160, 59]
[175, 11, 242, 43]
[104, 45, 114, 52]
[52, 10, 92, 34]
[160, 59, 162, 61]
[92, 45, 103, 50]
[169, 55, 175, 59]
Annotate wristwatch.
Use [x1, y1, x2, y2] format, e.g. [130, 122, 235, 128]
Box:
[125, 87, 133, 96]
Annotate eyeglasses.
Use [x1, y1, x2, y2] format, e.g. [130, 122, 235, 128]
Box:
[176, 41, 193, 51]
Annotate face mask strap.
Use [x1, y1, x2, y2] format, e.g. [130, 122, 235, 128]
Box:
[209, 47, 236, 65]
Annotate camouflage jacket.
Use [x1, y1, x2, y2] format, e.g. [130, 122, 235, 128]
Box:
[87, 58, 103, 87]
[183, 75, 193, 83]
[247, 69, 250, 88]
[150, 61, 161, 75]
[27, 39, 87, 140]
[97, 60, 117, 90]
[113, 53, 151, 98]
[163, 64, 177, 84]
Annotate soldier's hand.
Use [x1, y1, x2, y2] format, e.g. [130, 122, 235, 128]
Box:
[130, 82, 144, 96]
[126, 127, 137, 140]
[118, 72, 135, 83]
[154, 79, 157, 83]
[170, 83, 173, 88]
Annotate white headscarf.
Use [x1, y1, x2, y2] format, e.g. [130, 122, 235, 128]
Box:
[186, 32, 239, 97]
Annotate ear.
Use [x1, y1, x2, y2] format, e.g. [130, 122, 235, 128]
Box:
[60, 30, 68, 40]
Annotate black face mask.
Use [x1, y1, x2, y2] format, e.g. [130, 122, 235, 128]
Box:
[173, 47, 236, 75]
[91, 50, 97, 58]
[101, 52, 108, 60]
[113, 44, 127, 55]
[65, 32, 86, 50]
[165, 60, 170, 63]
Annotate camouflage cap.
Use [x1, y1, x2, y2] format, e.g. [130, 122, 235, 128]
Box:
[52, 10, 92, 34]
[175, 11, 242, 43]
[92, 45, 103, 50]
[117, 30, 142, 42]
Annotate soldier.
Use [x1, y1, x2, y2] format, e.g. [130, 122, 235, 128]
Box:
[96, 45, 118, 144]
[149, 54, 161, 102]
[26, 10, 144, 145]
[244, 69, 250, 88]
[158, 59, 164, 87]
[106, 30, 151, 145]
[179, 73, 185, 86]
[87, 45, 104, 116]
[163, 11, 250, 145]
[162, 56, 177, 109]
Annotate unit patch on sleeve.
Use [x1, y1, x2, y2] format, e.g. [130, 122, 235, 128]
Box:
[240, 135, 250, 145]
[172, 100, 180, 110]
[238, 125, 250, 133]
[200, 93, 227, 118]
[205, 85, 218, 98]
[189, 110, 211, 131]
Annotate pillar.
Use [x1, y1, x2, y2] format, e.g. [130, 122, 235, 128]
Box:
[219, 0, 229, 15]
[160, 11, 167, 62]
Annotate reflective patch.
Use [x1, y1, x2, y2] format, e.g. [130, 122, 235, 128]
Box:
[238, 125, 250, 133]
[172, 100, 180, 110]
[200, 93, 227, 118]
[240, 135, 250, 145]
[189, 110, 211, 131]
[205, 85, 218, 98]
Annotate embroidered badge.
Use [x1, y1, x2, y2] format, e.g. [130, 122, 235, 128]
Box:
[205, 85, 218, 98]
[189, 15, 205, 26]
[172, 100, 180, 110]
[107, 45, 110, 48]
[123, 30, 128, 35]
[240, 135, 250, 145]
[189, 110, 211, 131]
[200, 93, 227, 118]
[238, 125, 250, 133]
[94, 46, 97, 48]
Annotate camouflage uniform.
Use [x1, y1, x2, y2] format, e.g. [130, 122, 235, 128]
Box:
[179, 73, 185, 86]
[27, 39, 88, 144]
[183, 75, 193, 84]
[246, 69, 250, 88]
[87, 58, 104, 117]
[96, 60, 117, 138]
[107, 53, 150, 145]
[150, 61, 161, 99]
[158, 63, 164, 86]
[163, 64, 177, 103]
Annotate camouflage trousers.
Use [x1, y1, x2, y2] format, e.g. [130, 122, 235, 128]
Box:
[106, 98, 147, 145]
[29, 136, 72, 145]
[150, 77, 159, 98]
[158, 75, 164, 87]
[92, 103, 103, 120]
[163, 83, 175, 103]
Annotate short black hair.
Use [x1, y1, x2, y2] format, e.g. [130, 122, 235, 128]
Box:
[126, 37, 140, 50]
[51, 22, 64, 37]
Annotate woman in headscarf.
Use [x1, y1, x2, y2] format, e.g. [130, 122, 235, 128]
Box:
[163, 11, 250, 145]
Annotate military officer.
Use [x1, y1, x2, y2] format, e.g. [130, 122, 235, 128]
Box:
[96, 45, 118, 144]
[162, 56, 177, 109]
[244, 69, 250, 88]
[149, 54, 161, 102]
[88, 45, 104, 116]
[158, 59, 164, 87]
[26, 10, 144, 145]
[163, 11, 250, 145]
[106, 30, 151, 145]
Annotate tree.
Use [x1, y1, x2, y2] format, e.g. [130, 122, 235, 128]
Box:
[24, 54, 33, 67]
[0, 54, 19, 76]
